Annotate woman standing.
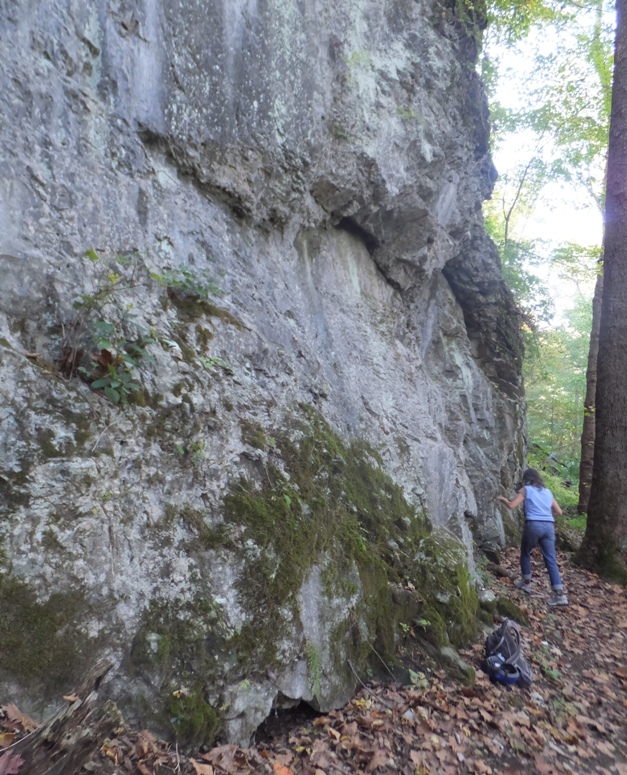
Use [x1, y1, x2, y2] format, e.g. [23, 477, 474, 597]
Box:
[497, 468, 568, 606]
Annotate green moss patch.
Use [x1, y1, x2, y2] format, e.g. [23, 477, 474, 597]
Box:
[224, 407, 430, 661]
[167, 291, 244, 329]
[224, 406, 478, 662]
[130, 598, 226, 748]
[409, 531, 479, 647]
[495, 596, 530, 626]
[165, 685, 220, 749]
[163, 503, 227, 550]
[0, 574, 96, 694]
[240, 420, 268, 450]
[37, 427, 66, 458]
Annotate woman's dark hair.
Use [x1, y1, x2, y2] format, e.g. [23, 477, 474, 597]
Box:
[522, 468, 545, 489]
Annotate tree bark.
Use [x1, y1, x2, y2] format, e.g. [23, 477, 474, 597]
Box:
[577, 267, 603, 514]
[577, 0, 627, 581]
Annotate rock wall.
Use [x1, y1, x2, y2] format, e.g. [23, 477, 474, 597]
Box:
[0, 0, 524, 745]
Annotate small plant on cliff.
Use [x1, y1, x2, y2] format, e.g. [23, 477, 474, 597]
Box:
[197, 355, 234, 375]
[59, 251, 154, 402]
[57, 251, 158, 404]
[77, 324, 155, 405]
[151, 264, 223, 300]
[58, 250, 224, 404]
[396, 106, 417, 120]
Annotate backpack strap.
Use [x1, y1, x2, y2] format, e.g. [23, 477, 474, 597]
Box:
[502, 619, 522, 665]
[489, 629, 507, 656]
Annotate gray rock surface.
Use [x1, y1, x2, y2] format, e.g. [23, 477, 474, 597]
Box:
[0, 0, 523, 745]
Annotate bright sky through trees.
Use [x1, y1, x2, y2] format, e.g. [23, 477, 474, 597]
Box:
[482, 0, 614, 485]
[483, 4, 613, 325]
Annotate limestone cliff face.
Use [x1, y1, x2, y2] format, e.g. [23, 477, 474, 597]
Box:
[0, 0, 523, 744]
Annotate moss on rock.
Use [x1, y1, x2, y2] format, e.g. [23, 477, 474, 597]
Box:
[223, 406, 432, 666]
[129, 597, 227, 747]
[0, 574, 96, 694]
[131, 405, 482, 740]
[495, 596, 530, 626]
[167, 291, 244, 330]
[223, 405, 479, 665]
[408, 530, 479, 647]
[164, 685, 220, 749]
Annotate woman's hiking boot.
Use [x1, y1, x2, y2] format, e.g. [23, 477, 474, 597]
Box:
[514, 578, 531, 594]
[547, 590, 568, 606]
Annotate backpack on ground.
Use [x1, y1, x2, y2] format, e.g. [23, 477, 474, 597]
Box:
[483, 618, 533, 688]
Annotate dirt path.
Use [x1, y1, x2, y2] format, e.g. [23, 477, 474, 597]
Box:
[1, 548, 626, 774]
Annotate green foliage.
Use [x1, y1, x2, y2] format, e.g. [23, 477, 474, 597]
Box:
[60, 250, 223, 404]
[484, 4, 611, 524]
[565, 513, 587, 531]
[150, 264, 223, 300]
[483, 0, 608, 489]
[485, 0, 572, 44]
[196, 355, 234, 374]
[526, 448, 579, 512]
[485, 207, 554, 330]
[484, 0, 611, 326]
[89, 367, 141, 405]
[77, 321, 156, 404]
[524, 295, 592, 485]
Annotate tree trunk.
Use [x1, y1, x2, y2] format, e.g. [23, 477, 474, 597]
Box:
[577, 267, 603, 514]
[576, 0, 627, 581]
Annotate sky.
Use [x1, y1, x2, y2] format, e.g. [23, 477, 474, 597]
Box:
[524, 181, 603, 248]
[484, 12, 610, 324]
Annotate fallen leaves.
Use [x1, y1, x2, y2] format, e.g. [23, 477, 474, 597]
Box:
[2, 706, 36, 733]
[0, 752, 24, 775]
[190, 761, 214, 775]
[272, 760, 294, 775]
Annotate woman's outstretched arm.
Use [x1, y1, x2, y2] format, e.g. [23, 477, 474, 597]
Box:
[497, 489, 525, 510]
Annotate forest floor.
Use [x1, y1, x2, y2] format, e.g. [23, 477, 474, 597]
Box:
[1, 546, 627, 775]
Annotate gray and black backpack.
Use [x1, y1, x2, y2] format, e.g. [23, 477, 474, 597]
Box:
[483, 618, 533, 688]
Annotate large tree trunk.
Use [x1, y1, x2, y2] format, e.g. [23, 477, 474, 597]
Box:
[577, 267, 603, 514]
[577, 0, 627, 581]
